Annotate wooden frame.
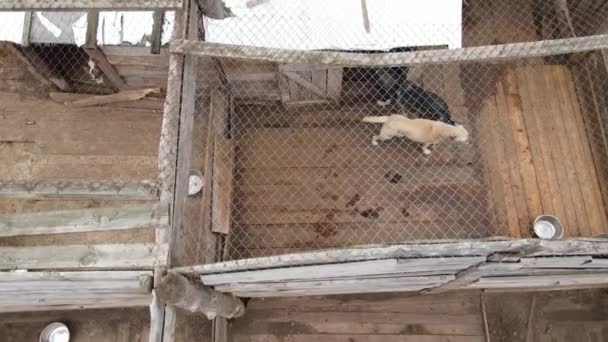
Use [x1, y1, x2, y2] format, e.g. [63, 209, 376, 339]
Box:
[168, 240, 608, 297]
[171, 34, 608, 66]
[0, 271, 153, 312]
[0, 180, 159, 200]
[0, 0, 183, 10]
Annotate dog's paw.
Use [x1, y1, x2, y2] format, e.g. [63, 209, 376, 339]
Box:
[372, 140, 379, 146]
[422, 149, 431, 155]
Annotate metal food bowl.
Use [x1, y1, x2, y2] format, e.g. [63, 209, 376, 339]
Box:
[39, 322, 70, 342]
[533, 215, 564, 240]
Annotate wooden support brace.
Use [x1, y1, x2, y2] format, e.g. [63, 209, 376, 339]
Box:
[151, 9, 165, 54]
[156, 272, 245, 319]
[172, 34, 608, 66]
[1, 43, 70, 91]
[84, 46, 129, 91]
[22, 12, 32, 46]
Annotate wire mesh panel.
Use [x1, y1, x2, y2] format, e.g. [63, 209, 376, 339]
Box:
[180, 0, 608, 261]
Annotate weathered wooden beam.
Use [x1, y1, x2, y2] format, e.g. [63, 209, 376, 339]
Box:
[171, 34, 608, 66]
[0, 244, 168, 270]
[0, 203, 168, 237]
[0, 180, 159, 200]
[49, 91, 164, 111]
[0, 0, 183, 10]
[210, 89, 235, 235]
[155, 2, 197, 341]
[84, 46, 129, 91]
[84, 10, 98, 48]
[217, 275, 455, 297]
[0, 271, 153, 313]
[201, 257, 485, 285]
[65, 88, 161, 107]
[281, 71, 331, 99]
[421, 262, 521, 294]
[2, 43, 69, 91]
[156, 272, 245, 319]
[151, 9, 164, 54]
[468, 272, 608, 289]
[173, 239, 608, 275]
[21, 12, 32, 46]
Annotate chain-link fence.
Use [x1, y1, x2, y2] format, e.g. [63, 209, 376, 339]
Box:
[177, 0, 608, 262]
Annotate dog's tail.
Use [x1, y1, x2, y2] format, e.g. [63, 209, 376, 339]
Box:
[362, 116, 390, 124]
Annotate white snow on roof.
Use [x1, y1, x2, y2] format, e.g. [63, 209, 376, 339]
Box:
[206, 0, 462, 50]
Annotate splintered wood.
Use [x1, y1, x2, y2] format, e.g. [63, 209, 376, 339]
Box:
[479, 65, 608, 237]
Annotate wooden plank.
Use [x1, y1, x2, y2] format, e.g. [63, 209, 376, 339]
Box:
[0, 0, 183, 10]
[519, 256, 593, 268]
[201, 257, 484, 285]
[0, 203, 168, 237]
[85, 10, 98, 48]
[535, 67, 581, 235]
[21, 12, 32, 46]
[211, 138, 235, 234]
[0, 180, 158, 200]
[217, 275, 454, 297]
[171, 35, 608, 66]
[495, 80, 530, 236]
[103, 47, 170, 68]
[553, 67, 608, 235]
[150, 9, 164, 54]
[173, 239, 608, 275]
[213, 317, 228, 342]
[0, 244, 168, 270]
[326, 67, 343, 99]
[503, 72, 542, 237]
[282, 71, 330, 99]
[423, 262, 522, 294]
[66, 88, 160, 107]
[516, 67, 569, 232]
[49, 92, 164, 111]
[468, 273, 608, 288]
[513, 67, 554, 226]
[85, 47, 129, 91]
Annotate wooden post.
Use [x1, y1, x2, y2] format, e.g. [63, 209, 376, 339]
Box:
[22, 12, 32, 46]
[85, 10, 98, 48]
[156, 272, 245, 319]
[151, 9, 165, 54]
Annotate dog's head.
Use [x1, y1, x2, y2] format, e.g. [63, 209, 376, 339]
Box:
[452, 124, 469, 142]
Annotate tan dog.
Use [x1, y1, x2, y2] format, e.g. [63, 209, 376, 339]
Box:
[362, 114, 469, 155]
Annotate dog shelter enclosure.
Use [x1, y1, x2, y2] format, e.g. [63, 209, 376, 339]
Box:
[3, 0, 608, 340]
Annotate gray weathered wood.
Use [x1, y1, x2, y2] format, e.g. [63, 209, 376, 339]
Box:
[0, 180, 159, 200]
[281, 71, 330, 99]
[217, 275, 455, 297]
[468, 272, 608, 288]
[151, 9, 164, 54]
[85, 10, 98, 48]
[67, 88, 160, 107]
[172, 239, 608, 275]
[0, 203, 168, 237]
[520, 256, 594, 268]
[85, 46, 129, 90]
[22, 12, 32, 46]
[0, 271, 152, 313]
[422, 262, 522, 294]
[4, 43, 69, 91]
[0, 0, 183, 10]
[0, 244, 168, 270]
[213, 317, 228, 342]
[201, 257, 484, 285]
[156, 272, 245, 319]
[171, 34, 608, 66]
[49, 91, 164, 111]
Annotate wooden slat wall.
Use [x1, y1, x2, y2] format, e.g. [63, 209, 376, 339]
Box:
[101, 46, 170, 91]
[479, 65, 608, 237]
[229, 291, 486, 342]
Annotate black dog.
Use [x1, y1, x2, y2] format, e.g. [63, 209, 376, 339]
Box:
[375, 68, 456, 126]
